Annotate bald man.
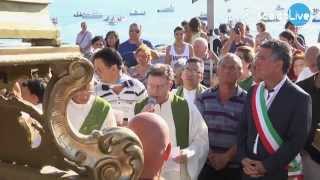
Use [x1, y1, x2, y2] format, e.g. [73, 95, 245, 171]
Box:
[129, 112, 171, 180]
[196, 53, 247, 180]
[296, 45, 320, 82]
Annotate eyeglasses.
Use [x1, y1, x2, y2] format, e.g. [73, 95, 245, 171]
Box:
[130, 29, 140, 33]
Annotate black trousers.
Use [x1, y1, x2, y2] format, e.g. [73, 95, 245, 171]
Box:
[198, 163, 241, 180]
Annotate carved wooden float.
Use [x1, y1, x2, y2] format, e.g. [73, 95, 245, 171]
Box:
[0, 46, 144, 180]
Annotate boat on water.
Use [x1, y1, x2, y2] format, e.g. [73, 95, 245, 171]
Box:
[157, 4, 174, 13]
[261, 15, 280, 23]
[129, 10, 146, 16]
[104, 15, 126, 25]
[51, 17, 58, 25]
[199, 12, 207, 21]
[82, 12, 103, 19]
[312, 8, 320, 15]
[73, 12, 83, 17]
[108, 18, 118, 26]
[275, 5, 285, 11]
[312, 14, 320, 23]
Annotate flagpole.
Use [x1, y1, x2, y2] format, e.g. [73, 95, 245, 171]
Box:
[207, 0, 214, 31]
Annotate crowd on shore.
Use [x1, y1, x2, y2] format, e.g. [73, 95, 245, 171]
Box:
[12, 16, 320, 180]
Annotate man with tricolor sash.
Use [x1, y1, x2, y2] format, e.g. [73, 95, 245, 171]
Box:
[134, 64, 209, 180]
[237, 40, 312, 180]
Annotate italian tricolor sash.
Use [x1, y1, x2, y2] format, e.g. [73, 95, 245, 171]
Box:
[251, 83, 303, 179]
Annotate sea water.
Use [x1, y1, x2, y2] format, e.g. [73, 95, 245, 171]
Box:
[49, 0, 319, 46]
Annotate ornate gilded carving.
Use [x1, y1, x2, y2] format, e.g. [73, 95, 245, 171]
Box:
[44, 59, 144, 180]
[0, 0, 144, 177]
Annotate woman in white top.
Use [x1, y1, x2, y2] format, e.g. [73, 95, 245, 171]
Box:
[165, 26, 193, 67]
[255, 22, 272, 49]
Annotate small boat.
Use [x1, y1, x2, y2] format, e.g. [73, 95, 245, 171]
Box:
[199, 13, 207, 21]
[313, 18, 320, 23]
[312, 8, 320, 15]
[51, 17, 58, 25]
[129, 10, 146, 16]
[108, 17, 118, 26]
[275, 5, 285, 11]
[312, 14, 320, 23]
[82, 12, 103, 19]
[103, 16, 110, 22]
[261, 15, 280, 23]
[157, 4, 174, 13]
[73, 12, 82, 17]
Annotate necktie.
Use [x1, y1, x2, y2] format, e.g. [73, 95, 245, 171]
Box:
[267, 89, 274, 100]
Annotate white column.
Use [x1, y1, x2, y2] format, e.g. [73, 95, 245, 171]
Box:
[207, 0, 215, 31]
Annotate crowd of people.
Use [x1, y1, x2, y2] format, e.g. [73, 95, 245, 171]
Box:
[14, 16, 320, 180]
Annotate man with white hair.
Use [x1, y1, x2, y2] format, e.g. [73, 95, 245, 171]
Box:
[296, 44, 320, 82]
[196, 53, 247, 180]
[193, 37, 219, 87]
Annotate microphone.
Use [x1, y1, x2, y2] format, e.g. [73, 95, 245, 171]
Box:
[147, 96, 157, 106]
[144, 96, 157, 112]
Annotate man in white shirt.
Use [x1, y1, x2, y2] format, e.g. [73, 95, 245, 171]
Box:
[174, 58, 207, 104]
[76, 21, 93, 54]
[93, 48, 147, 120]
[296, 45, 320, 82]
[67, 79, 116, 135]
[134, 64, 209, 180]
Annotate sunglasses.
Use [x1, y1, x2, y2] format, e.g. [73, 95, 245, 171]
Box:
[130, 29, 140, 33]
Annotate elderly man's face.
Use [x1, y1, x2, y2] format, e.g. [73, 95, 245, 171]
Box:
[193, 41, 208, 59]
[147, 75, 172, 103]
[181, 62, 203, 88]
[217, 57, 242, 85]
[129, 24, 141, 40]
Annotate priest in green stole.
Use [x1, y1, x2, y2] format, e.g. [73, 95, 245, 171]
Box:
[135, 64, 209, 180]
[67, 79, 117, 135]
[173, 58, 207, 104]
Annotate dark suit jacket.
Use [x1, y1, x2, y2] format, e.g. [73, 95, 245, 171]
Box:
[237, 79, 312, 179]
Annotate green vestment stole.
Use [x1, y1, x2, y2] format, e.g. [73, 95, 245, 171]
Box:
[134, 94, 190, 149]
[175, 84, 208, 98]
[79, 96, 111, 135]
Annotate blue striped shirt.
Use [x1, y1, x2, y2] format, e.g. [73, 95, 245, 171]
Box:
[195, 86, 247, 166]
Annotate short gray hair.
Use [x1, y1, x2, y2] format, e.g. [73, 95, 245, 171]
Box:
[218, 53, 243, 70]
[146, 64, 174, 81]
[193, 37, 208, 49]
[260, 40, 292, 74]
[185, 57, 205, 73]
